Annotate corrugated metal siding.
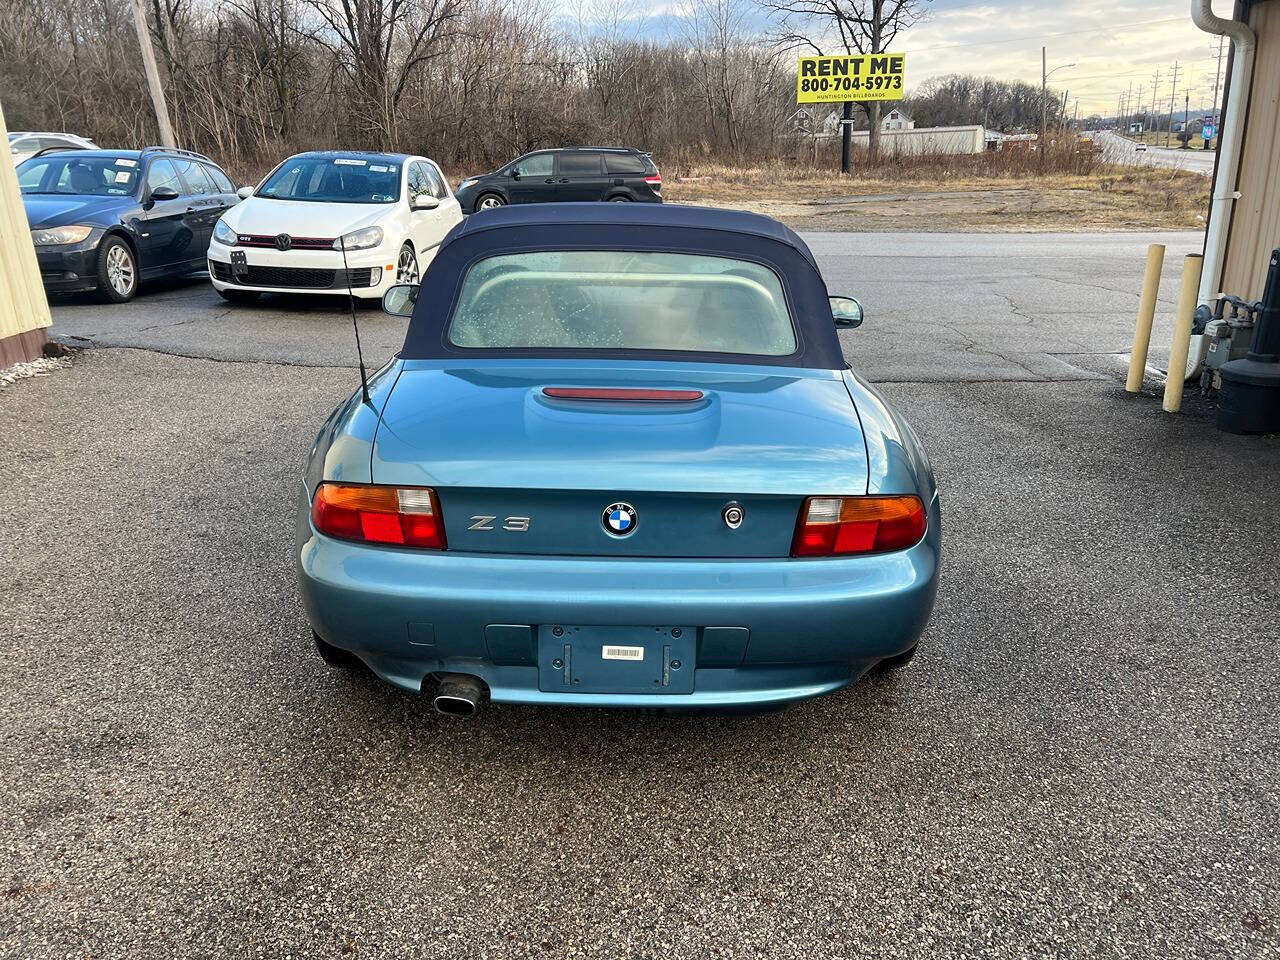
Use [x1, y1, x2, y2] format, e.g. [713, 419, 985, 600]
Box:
[1221, 0, 1280, 299]
[0, 100, 53, 345]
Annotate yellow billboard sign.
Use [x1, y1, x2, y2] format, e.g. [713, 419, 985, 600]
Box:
[797, 53, 905, 104]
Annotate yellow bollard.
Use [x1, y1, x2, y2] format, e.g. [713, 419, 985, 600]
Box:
[1162, 253, 1204, 414]
[1126, 243, 1166, 393]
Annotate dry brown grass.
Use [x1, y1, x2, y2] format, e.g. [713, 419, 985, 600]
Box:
[663, 153, 1209, 232]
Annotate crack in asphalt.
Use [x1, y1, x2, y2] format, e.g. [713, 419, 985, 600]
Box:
[61, 341, 363, 370]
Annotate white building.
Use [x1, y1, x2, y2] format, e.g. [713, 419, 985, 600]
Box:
[882, 108, 914, 131]
[822, 106, 916, 135]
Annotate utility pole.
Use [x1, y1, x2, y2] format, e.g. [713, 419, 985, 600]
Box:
[132, 0, 176, 147]
[1150, 69, 1161, 142]
[1165, 60, 1180, 148]
[1208, 34, 1224, 148]
[1184, 91, 1190, 147]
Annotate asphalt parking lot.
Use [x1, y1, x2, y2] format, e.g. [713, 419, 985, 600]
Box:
[3, 230, 1278, 958]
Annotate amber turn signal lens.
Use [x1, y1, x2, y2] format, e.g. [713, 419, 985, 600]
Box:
[791, 495, 926, 557]
[311, 483, 445, 549]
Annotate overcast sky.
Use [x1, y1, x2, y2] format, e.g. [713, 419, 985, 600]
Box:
[911, 0, 1225, 116]
[581, 0, 1227, 118]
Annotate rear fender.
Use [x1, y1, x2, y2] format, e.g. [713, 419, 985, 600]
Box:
[303, 358, 404, 498]
[842, 369, 937, 502]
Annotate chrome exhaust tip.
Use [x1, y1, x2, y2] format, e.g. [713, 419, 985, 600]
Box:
[433, 674, 486, 717]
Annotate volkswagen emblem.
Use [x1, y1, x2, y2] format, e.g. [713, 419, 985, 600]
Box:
[274, 233, 292, 251]
[602, 502, 637, 537]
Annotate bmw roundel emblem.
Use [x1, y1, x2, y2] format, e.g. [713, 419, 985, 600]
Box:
[603, 502, 638, 537]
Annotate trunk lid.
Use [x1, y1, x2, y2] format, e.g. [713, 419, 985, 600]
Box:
[372, 360, 868, 557]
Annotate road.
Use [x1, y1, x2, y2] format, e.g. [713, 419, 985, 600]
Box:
[3, 230, 1278, 959]
[46, 230, 1205, 379]
[1093, 129, 1217, 176]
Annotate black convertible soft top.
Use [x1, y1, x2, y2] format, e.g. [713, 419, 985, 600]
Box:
[400, 203, 844, 369]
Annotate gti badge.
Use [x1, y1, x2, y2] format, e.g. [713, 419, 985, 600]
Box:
[602, 502, 638, 537]
[274, 233, 293, 251]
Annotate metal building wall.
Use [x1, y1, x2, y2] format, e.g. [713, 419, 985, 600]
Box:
[0, 100, 52, 365]
[1221, 0, 1280, 299]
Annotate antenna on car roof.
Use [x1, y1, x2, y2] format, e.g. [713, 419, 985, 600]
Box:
[337, 236, 372, 406]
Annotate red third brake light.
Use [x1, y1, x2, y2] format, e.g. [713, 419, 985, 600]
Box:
[791, 496, 926, 557]
[542, 387, 702, 402]
[311, 483, 445, 549]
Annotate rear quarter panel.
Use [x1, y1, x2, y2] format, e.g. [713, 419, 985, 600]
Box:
[302, 359, 404, 497]
[842, 369, 938, 503]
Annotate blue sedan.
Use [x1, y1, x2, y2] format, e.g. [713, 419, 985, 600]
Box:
[297, 204, 940, 714]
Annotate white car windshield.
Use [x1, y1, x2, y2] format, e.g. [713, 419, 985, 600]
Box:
[448, 251, 797, 356]
[257, 156, 400, 204]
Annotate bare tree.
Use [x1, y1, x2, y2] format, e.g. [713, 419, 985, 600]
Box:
[0, 0, 799, 177]
[761, 0, 929, 163]
[303, 0, 463, 146]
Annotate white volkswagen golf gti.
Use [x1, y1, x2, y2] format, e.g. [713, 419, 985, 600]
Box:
[208, 150, 462, 302]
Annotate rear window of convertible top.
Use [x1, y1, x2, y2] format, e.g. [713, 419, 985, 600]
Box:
[446, 251, 797, 356]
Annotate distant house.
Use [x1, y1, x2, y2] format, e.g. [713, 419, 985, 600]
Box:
[822, 105, 916, 134]
[882, 108, 914, 131]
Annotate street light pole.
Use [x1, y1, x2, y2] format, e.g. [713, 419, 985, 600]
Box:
[1039, 54, 1075, 172]
[1041, 46, 1047, 173]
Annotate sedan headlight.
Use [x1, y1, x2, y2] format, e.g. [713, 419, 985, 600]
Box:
[332, 226, 383, 251]
[458, 177, 479, 190]
[30, 225, 93, 246]
[212, 219, 238, 246]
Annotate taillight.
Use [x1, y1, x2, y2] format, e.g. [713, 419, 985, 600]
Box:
[791, 495, 926, 557]
[644, 174, 662, 186]
[311, 482, 446, 549]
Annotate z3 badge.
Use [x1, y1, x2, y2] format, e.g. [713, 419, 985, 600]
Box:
[469, 515, 531, 532]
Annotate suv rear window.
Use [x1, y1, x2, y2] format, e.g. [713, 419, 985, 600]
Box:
[604, 153, 648, 175]
[448, 251, 796, 356]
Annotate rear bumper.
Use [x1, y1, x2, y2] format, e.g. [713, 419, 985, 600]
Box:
[297, 488, 941, 709]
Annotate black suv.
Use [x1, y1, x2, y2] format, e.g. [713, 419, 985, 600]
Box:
[18, 146, 239, 302]
[455, 147, 661, 213]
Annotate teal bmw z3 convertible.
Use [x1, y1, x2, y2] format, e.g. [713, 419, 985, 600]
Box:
[297, 203, 940, 715]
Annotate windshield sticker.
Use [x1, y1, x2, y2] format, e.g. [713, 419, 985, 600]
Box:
[369, 164, 389, 172]
[114, 170, 132, 183]
[115, 158, 137, 167]
[333, 158, 367, 166]
[371, 194, 393, 202]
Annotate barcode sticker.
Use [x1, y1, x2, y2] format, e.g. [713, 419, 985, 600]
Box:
[602, 645, 644, 661]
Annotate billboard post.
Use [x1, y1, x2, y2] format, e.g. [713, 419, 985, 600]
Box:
[797, 53, 906, 173]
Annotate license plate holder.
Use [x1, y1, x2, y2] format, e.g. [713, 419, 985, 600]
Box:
[537, 625, 695, 694]
[230, 249, 249, 276]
